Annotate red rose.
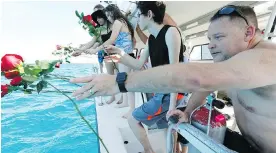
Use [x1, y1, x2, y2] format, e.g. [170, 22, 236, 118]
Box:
[83, 15, 92, 23]
[55, 62, 60, 68]
[1, 84, 9, 97]
[56, 45, 62, 50]
[4, 70, 20, 79]
[90, 20, 97, 27]
[1, 54, 24, 72]
[10, 76, 22, 86]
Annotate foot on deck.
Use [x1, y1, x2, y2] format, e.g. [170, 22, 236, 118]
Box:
[98, 102, 104, 106]
[115, 102, 129, 108]
[106, 96, 116, 104]
[122, 110, 133, 119]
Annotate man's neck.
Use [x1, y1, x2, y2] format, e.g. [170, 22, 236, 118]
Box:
[148, 22, 164, 38]
[248, 34, 263, 49]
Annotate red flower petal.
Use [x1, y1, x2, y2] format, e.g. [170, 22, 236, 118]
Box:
[10, 76, 22, 86]
[4, 70, 20, 79]
[1, 54, 24, 72]
[1, 84, 9, 92]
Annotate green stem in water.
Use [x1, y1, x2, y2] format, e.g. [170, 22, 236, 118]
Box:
[46, 81, 109, 153]
[47, 74, 81, 87]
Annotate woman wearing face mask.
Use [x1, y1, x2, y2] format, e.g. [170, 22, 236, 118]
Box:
[85, 4, 136, 118]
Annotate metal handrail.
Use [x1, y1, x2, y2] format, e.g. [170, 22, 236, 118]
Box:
[264, 2, 276, 40]
[167, 123, 237, 153]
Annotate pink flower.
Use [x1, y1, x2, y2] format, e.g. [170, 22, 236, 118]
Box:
[55, 62, 60, 68]
[56, 45, 62, 50]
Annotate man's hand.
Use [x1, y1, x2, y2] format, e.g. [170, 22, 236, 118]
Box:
[83, 48, 97, 55]
[72, 50, 83, 57]
[70, 74, 120, 100]
[104, 45, 123, 54]
[79, 44, 85, 48]
[104, 54, 121, 63]
[167, 109, 189, 125]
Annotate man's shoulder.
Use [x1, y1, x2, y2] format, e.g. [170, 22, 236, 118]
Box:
[165, 26, 181, 38]
[256, 41, 276, 50]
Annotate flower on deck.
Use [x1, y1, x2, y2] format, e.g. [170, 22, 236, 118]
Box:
[10, 76, 23, 86]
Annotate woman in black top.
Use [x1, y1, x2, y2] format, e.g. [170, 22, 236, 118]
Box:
[72, 4, 112, 74]
[73, 5, 125, 106]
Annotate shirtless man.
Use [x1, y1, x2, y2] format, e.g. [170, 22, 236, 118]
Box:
[70, 5, 276, 153]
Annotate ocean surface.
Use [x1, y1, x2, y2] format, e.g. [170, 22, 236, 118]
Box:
[2, 64, 100, 153]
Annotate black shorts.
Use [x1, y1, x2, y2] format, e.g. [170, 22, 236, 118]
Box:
[223, 128, 261, 153]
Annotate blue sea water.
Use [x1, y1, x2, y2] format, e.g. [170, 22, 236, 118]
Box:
[1, 64, 100, 153]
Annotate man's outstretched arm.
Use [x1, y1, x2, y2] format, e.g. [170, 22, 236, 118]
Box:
[125, 49, 276, 93]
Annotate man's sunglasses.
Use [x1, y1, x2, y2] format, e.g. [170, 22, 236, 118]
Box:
[214, 5, 249, 25]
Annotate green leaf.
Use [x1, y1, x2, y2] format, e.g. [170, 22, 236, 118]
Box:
[66, 60, 70, 63]
[22, 75, 38, 82]
[41, 80, 48, 88]
[24, 65, 42, 76]
[36, 81, 45, 94]
[22, 81, 28, 89]
[1, 71, 4, 76]
[75, 10, 81, 18]
[29, 84, 37, 88]
[24, 89, 33, 94]
[38, 60, 51, 70]
[81, 12, 84, 18]
[9, 86, 20, 91]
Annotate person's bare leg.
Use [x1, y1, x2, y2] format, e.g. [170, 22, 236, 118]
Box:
[116, 63, 135, 110]
[92, 42, 105, 106]
[122, 92, 135, 118]
[113, 62, 123, 104]
[128, 116, 155, 153]
[104, 61, 116, 104]
[99, 62, 103, 74]
[173, 132, 179, 153]
[181, 146, 188, 153]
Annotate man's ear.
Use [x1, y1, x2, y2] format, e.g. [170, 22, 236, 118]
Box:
[147, 10, 154, 19]
[244, 25, 256, 42]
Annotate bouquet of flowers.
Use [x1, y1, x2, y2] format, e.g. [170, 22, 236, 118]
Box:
[1, 54, 62, 97]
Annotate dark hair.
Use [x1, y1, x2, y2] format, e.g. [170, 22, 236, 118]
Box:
[92, 4, 111, 30]
[211, 5, 258, 29]
[94, 4, 105, 10]
[104, 4, 134, 41]
[137, 1, 166, 24]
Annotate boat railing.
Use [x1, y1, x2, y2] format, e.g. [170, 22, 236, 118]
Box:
[166, 123, 237, 153]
